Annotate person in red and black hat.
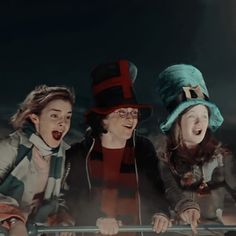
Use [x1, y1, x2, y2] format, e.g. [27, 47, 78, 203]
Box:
[64, 59, 171, 235]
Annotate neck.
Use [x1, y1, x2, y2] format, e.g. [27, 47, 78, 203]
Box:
[101, 133, 126, 149]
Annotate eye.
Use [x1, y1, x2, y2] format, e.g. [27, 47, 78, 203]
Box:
[51, 114, 58, 119]
[66, 115, 72, 120]
[187, 114, 195, 119]
[131, 110, 139, 118]
[118, 110, 127, 117]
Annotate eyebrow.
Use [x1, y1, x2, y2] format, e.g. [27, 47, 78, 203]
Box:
[49, 108, 72, 114]
[187, 110, 208, 115]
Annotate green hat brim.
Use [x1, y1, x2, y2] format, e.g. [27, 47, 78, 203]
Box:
[160, 99, 224, 133]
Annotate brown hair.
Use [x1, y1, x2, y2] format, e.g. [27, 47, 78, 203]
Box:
[10, 85, 75, 129]
[167, 117, 228, 165]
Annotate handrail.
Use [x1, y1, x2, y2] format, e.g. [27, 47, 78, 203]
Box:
[26, 224, 236, 236]
[0, 226, 8, 236]
[1, 224, 236, 236]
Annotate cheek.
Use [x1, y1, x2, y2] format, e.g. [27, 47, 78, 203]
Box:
[181, 123, 192, 138]
[38, 121, 52, 136]
[64, 122, 71, 132]
[39, 126, 50, 137]
[203, 122, 208, 133]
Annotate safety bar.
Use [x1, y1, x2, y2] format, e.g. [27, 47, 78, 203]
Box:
[1, 225, 236, 236]
[26, 224, 236, 235]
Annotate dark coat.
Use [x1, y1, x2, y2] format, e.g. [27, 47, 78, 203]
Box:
[64, 134, 170, 226]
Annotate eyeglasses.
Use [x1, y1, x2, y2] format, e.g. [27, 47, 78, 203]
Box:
[113, 109, 139, 119]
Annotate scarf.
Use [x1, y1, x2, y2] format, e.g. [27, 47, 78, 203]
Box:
[89, 138, 139, 224]
[0, 122, 65, 205]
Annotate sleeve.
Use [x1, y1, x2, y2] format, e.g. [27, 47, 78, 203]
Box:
[136, 136, 170, 221]
[0, 135, 27, 223]
[224, 153, 236, 201]
[63, 142, 107, 225]
[159, 160, 200, 214]
[47, 195, 75, 226]
[0, 137, 18, 182]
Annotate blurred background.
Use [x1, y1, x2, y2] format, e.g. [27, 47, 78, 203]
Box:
[1, 0, 236, 153]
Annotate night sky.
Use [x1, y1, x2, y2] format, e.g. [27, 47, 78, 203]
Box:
[1, 0, 236, 145]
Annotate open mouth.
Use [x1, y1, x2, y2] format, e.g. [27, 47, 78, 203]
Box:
[52, 131, 63, 141]
[124, 124, 133, 129]
[193, 129, 202, 135]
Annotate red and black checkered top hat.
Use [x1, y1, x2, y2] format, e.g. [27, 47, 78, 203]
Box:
[87, 59, 152, 120]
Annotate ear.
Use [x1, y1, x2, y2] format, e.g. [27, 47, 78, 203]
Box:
[29, 113, 39, 125]
[102, 117, 108, 128]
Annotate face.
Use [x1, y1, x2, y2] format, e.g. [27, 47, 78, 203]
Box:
[30, 99, 72, 148]
[103, 107, 138, 144]
[180, 104, 209, 148]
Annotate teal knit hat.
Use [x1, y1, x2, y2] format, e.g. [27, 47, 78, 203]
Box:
[156, 64, 224, 133]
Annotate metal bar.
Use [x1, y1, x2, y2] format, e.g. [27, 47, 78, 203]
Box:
[0, 226, 8, 236]
[27, 224, 236, 235]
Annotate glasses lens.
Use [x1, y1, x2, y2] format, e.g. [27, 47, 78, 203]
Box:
[131, 110, 139, 118]
[116, 110, 139, 118]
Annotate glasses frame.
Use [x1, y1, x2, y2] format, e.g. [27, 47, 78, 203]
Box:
[113, 109, 140, 119]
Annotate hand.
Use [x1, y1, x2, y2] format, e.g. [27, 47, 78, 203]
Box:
[152, 214, 171, 234]
[56, 221, 76, 236]
[48, 212, 76, 236]
[180, 208, 200, 234]
[96, 217, 122, 235]
[57, 232, 75, 236]
[8, 220, 28, 236]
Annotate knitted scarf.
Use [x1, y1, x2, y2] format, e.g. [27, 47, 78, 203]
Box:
[0, 122, 64, 208]
[89, 137, 139, 224]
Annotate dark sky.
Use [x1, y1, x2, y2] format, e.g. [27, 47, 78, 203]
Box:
[1, 0, 236, 133]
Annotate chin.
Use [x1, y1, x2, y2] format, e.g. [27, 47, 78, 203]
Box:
[123, 134, 132, 140]
[46, 140, 60, 148]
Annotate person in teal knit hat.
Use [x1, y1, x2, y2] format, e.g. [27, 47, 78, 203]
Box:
[154, 64, 236, 235]
[0, 85, 75, 236]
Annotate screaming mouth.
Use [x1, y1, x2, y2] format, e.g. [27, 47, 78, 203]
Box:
[52, 131, 63, 140]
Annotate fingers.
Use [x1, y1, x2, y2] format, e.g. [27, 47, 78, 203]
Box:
[96, 217, 121, 235]
[190, 210, 200, 235]
[152, 215, 170, 234]
[59, 233, 75, 236]
[180, 209, 200, 234]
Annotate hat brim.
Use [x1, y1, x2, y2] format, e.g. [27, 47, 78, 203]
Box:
[160, 99, 224, 133]
[86, 104, 153, 121]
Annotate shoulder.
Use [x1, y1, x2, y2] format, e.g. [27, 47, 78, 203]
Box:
[212, 142, 231, 166]
[135, 134, 156, 152]
[66, 137, 94, 160]
[151, 134, 169, 162]
[0, 131, 22, 168]
[0, 131, 21, 150]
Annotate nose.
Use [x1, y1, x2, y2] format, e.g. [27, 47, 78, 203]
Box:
[126, 112, 134, 120]
[194, 118, 200, 125]
[195, 116, 205, 125]
[58, 117, 67, 126]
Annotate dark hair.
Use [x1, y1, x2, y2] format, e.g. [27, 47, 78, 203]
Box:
[86, 112, 108, 138]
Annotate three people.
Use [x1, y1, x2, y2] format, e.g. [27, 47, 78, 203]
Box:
[65, 59, 170, 235]
[155, 64, 236, 235]
[0, 85, 75, 236]
[1, 62, 235, 236]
